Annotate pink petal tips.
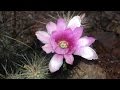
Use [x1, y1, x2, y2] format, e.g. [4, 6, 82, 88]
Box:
[64, 54, 74, 65]
[49, 54, 63, 73]
[42, 44, 54, 54]
[35, 31, 50, 44]
[67, 16, 81, 30]
[46, 22, 57, 34]
[74, 46, 98, 60]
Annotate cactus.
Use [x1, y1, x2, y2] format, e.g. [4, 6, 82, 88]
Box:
[1, 52, 49, 79]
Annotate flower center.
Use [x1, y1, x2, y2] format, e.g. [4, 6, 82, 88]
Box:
[58, 40, 69, 49]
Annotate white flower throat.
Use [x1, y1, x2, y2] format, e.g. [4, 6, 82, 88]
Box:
[58, 40, 69, 49]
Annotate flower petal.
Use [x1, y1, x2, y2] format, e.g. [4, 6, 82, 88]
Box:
[67, 16, 81, 30]
[55, 46, 69, 54]
[64, 54, 74, 65]
[77, 36, 96, 47]
[73, 27, 83, 40]
[57, 18, 66, 30]
[49, 54, 63, 73]
[35, 31, 50, 44]
[74, 46, 98, 60]
[42, 44, 54, 54]
[46, 22, 57, 34]
[50, 37, 58, 50]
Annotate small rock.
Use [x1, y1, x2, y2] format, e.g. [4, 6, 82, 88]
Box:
[68, 62, 106, 79]
[115, 26, 120, 34]
[91, 31, 117, 50]
[112, 46, 120, 58]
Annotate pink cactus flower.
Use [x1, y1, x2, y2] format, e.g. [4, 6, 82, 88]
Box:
[35, 16, 98, 73]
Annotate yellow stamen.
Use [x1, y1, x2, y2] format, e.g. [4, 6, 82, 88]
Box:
[58, 40, 68, 49]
